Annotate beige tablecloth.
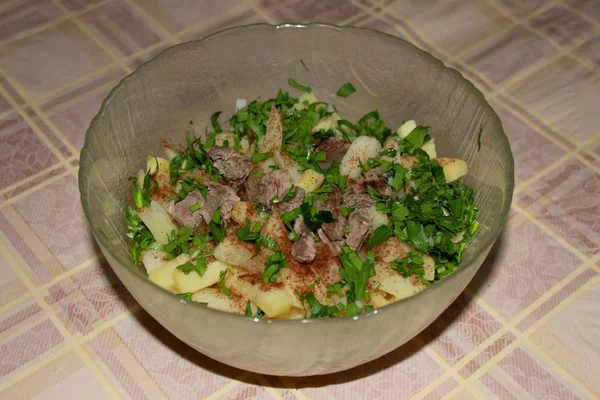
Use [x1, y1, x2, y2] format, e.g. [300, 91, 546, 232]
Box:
[0, 1, 598, 399]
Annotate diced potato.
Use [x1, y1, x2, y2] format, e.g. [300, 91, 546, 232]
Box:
[254, 287, 296, 318]
[339, 136, 382, 179]
[372, 237, 436, 281]
[148, 254, 191, 291]
[173, 260, 230, 293]
[262, 215, 288, 248]
[368, 290, 393, 308]
[309, 259, 342, 286]
[421, 139, 437, 159]
[381, 137, 402, 164]
[422, 255, 435, 281]
[142, 250, 169, 274]
[373, 237, 413, 263]
[273, 151, 303, 182]
[396, 120, 417, 138]
[255, 157, 277, 174]
[225, 274, 260, 300]
[275, 307, 305, 320]
[401, 155, 418, 170]
[279, 269, 312, 309]
[295, 169, 325, 192]
[370, 262, 427, 300]
[183, 169, 210, 183]
[437, 158, 468, 183]
[292, 92, 318, 111]
[145, 156, 170, 176]
[311, 113, 341, 134]
[259, 106, 283, 153]
[231, 201, 262, 226]
[242, 250, 271, 275]
[369, 206, 389, 229]
[191, 288, 244, 314]
[214, 235, 257, 267]
[139, 201, 177, 245]
[215, 132, 250, 154]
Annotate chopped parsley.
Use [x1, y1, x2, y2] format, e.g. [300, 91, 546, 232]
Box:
[336, 82, 356, 97]
[176, 256, 208, 276]
[299, 202, 335, 230]
[338, 246, 376, 316]
[262, 250, 287, 284]
[208, 208, 227, 245]
[391, 252, 425, 279]
[219, 269, 231, 296]
[366, 225, 393, 249]
[236, 219, 263, 242]
[300, 292, 344, 318]
[251, 152, 272, 163]
[288, 78, 312, 93]
[210, 111, 223, 133]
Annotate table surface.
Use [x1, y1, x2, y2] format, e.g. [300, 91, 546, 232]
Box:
[0, 0, 599, 399]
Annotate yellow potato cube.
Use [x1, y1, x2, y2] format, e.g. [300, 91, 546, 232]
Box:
[274, 151, 303, 182]
[437, 158, 469, 183]
[214, 235, 257, 267]
[173, 260, 229, 293]
[139, 208, 177, 245]
[294, 169, 325, 193]
[231, 201, 262, 226]
[191, 288, 244, 314]
[254, 288, 295, 318]
[214, 132, 250, 153]
[421, 139, 437, 159]
[148, 254, 191, 291]
[145, 156, 170, 176]
[340, 136, 382, 179]
[396, 120, 417, 138]
[311, 113, 340, 133]
[371, 262, 427, 301]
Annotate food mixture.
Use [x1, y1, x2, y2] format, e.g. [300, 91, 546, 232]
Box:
[125, 80, 479, 319]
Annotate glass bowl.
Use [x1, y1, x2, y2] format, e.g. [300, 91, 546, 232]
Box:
[79, 23, 513, 376]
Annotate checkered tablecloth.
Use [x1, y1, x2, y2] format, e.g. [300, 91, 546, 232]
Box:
[0, 1, 598, 399]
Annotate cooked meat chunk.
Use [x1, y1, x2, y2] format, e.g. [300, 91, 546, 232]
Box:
[292, 234, 316, 263]
[317, 136, 350, 169]
[313, 185, 346, 240]
[321, 217, 346, 241]
[198, 182, 240, 224]
[360, 168, 393, 196]
[259, 170, 292, 206]
[163, 191, 204, 229]
[272, 187, 305, 214]
[317, 228, 342, 256]
[345, 208, 371, 250]
[244, 173, 261, 202]
[208, 146, 253, 184]
[343, 193, 375, 209]
[293, 217, 311, 236]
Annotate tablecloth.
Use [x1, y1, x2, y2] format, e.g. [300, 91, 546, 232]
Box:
[0, 0, 598, 399]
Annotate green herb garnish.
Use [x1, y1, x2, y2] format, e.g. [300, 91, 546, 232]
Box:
[336, 82, 356, 97]
[262, 250, 288, 284]
[236, 219, 263, 242]
[366, 225, 393, 249]
[288, 78, 312, 93]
